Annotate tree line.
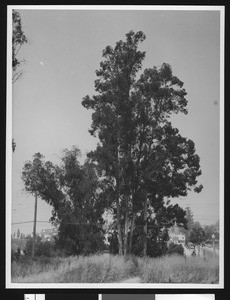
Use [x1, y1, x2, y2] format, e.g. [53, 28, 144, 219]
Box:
[21, 30, 203, 257]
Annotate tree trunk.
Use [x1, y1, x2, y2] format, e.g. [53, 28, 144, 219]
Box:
[124, 197, 129, 256]
[116, 192, 123, 255]
[115, 170, 123, 255]
[128, 209, 135, 253]
[143, 196, 147, 256]
[32, 193, 38, 258]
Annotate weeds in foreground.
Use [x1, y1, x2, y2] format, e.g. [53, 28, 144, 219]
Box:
[138, 255, 219, 283]
[12, 254, 135, 283]
[11, 253, 219, 283]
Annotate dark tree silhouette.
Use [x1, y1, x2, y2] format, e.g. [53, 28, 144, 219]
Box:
[12, 10, 27, 83]
[22, 147, 106, 256]
[12, 10, 28, 152]
[82, 30, 203, 256]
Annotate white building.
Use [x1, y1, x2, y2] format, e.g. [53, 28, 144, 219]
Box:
[169, 233, 185, 245]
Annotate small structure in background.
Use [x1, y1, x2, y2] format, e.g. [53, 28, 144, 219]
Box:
[168, 222, 186, 246]
[169, 233, 186, 245]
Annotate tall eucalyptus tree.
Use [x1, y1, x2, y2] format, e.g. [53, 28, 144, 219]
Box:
[82, 31, 203, 255]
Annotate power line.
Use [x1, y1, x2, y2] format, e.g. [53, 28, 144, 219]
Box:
[12, 216, 217, 226]
[183, 203, 218, 205]
[12, 221, 50, 225]
[11, 221, 216, 228]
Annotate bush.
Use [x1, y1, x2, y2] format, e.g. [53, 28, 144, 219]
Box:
[167, 243, 184, 256]
[24, 235, 55, 257]
[11, 248, 21, 262]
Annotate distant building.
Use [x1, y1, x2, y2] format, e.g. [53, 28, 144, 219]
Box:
[169, 233, 185, 245]
[168, 222, 186, 245]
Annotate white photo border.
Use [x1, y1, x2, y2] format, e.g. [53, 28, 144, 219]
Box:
[6, 4, 225, 289]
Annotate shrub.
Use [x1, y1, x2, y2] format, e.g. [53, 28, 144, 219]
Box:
[11, 248, 21, 262]
[167, 243, 184, 256]
[24, 235, 55, 257]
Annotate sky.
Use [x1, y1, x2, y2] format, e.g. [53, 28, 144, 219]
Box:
[10, 7, 223, 235]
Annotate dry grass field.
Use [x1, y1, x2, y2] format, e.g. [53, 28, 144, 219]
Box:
[11, 253, 219, 284]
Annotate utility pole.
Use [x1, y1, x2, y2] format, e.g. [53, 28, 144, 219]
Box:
[20, 232, 22, 253]
[212, 233, 216, 258]
[32, 193, 38, 258]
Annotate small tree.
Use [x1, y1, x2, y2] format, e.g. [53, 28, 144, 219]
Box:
[12, 10, 27, 83]
[203, 223, 219, 243]
[179, 206, 195, 243]
[22, 153, 49, 257]
[16, 228, 20, 239]
[12, 138, 16, 152]
[185, 207, 195, 230]
[188, 221, 206, 256]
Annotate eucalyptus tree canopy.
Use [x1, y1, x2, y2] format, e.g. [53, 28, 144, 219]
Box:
[82, 30, 203, 255]
[22, 148, 106, 255]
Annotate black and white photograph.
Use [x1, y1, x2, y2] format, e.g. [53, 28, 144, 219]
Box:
[6, 5, 224, 288]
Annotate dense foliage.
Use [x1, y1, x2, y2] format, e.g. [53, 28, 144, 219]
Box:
[24, 235, 55, 257]
[167, 243, 184, 256]
[22, 147, 106, 256]
[82, 30, 203, 255]
[188, 221, 206, 246]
